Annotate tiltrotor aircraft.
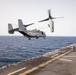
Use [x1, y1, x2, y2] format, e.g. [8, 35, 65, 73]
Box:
[8, 10, 63, 40]
[8, 19, 46, 40]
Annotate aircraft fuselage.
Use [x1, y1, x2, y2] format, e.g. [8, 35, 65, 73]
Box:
[19, 29, 46, 40]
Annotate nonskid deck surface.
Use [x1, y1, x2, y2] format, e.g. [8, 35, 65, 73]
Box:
[0, 44, 76, 75]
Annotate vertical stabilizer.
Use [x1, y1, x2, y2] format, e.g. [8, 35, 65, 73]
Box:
[18, 19, 26, 31]
[8, 23, 14, 34]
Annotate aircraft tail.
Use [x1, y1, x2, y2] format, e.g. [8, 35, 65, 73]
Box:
[18, 19, 26, 31]
[8, 24, 14, 34]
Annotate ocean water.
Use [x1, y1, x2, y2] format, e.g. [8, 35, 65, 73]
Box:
[0, 36, 76, 67]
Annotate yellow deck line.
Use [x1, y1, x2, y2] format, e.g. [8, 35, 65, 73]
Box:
[20, 49, 73, 75]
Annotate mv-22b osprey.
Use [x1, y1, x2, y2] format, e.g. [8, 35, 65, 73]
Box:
[8, 19, 46, 40]
[8, 10, 63, 40]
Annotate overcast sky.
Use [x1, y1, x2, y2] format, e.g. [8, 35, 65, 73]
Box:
[0, 0, 76, 36]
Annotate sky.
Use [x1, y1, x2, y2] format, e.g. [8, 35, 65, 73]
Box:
[0, 0, 76, 36]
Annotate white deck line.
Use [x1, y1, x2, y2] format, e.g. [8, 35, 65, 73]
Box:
[7, 67, 26, 75]
[64, 56, 76, 57]
[59, 58, 72, 62]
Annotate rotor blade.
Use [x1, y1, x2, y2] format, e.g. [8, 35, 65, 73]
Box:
[52, 17, 64, 19]
[24, 23, 34, 27]
[38, 9, 52, 22]
[48, 9, 51, 18]
[38, 18, 49, 22]
[48, 9, 53, 19]
[55, 17, 64, 18]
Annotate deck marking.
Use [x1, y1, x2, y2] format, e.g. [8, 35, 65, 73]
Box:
[7, 67, 26, 75]
[59, 58, 72, 62]
[64, 56, 76, 57]
[20, 49, 73, 75]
